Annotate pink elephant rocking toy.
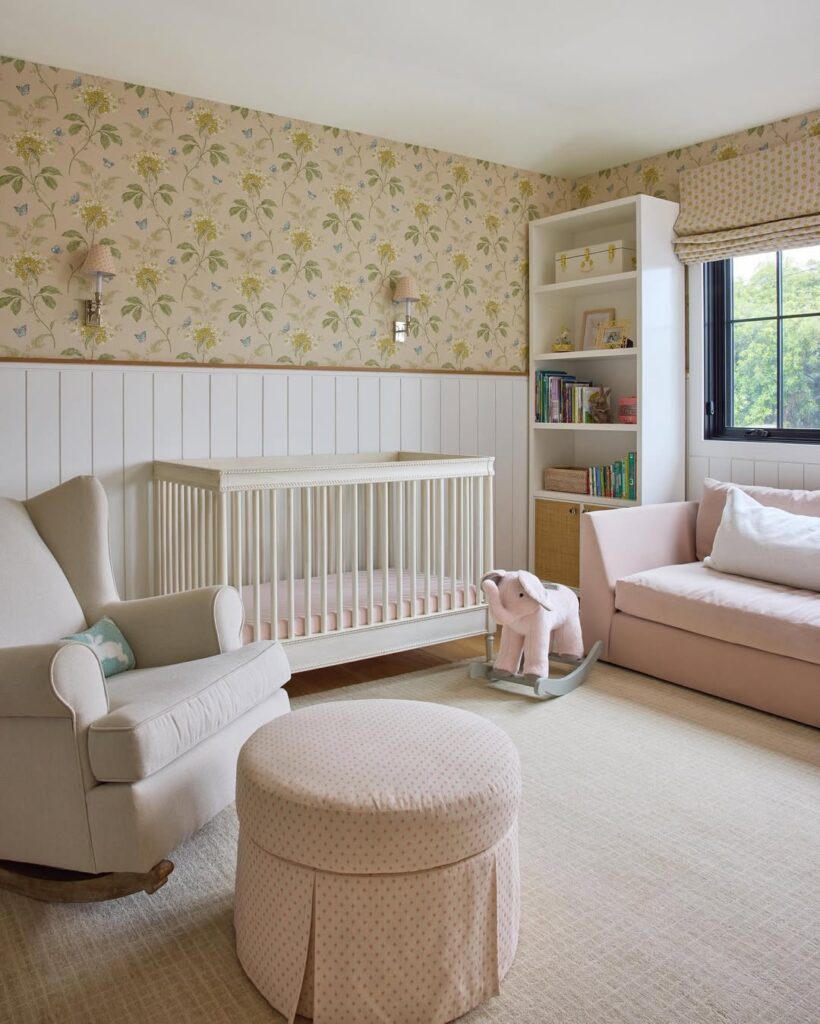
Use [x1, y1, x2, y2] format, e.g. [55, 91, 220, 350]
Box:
[469, 569, 602, 699]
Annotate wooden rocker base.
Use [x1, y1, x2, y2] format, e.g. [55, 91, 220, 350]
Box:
[470, 641, 603, 699]
[0, 858, 174, 903]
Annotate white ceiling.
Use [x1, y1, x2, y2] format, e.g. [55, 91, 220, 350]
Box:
[4, 0, 820, 177]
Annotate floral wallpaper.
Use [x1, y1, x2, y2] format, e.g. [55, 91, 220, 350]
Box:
[0, 55, 567, 373]
[569, 106, 820, 209]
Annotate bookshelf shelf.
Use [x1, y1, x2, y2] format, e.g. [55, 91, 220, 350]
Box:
[533, 489, 637, 508]
[533, 422, 638, 432]
[533, 348, 637, 362]
[528, 194, 686, 587]
[532, 270, 637, 295]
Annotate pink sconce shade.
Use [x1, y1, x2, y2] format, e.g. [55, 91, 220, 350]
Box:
[82, 244, 116, 279]
[393, 275, 419, 303]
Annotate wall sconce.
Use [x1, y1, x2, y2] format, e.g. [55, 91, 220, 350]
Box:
[81, 243, 116, 326]
[393, 274, 419, 344]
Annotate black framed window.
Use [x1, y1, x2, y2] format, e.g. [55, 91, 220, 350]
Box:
[704, 245, 820, 444]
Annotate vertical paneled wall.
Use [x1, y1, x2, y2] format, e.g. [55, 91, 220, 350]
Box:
[0, 364, 528, 599]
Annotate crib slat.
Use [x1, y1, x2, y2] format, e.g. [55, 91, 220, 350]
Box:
[232, 491, 243, 597]
[351, 485, 359, 627]
[437, 479, 445, 612]
[381, 483, 389, 623]
[320, 486, 328, 633]
[423, 479, 431, 615]
[410, 480, 418, 616]
[474, 476, 483, 603]
[252, 490, 262, 641]
[450, 478, 457, 611]
[270, 491, 279, 641]
[217, 492, 228, 585]
[367, 483, 374, 625]
[396, 482, 404, 621]
[287, 488, 295, 639]
[336, 485, 344, 631]
[485, 473, 494, 581]
[303, 488, 312, 637]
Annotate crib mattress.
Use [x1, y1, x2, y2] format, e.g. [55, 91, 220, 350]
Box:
[241, 569, 479, 642]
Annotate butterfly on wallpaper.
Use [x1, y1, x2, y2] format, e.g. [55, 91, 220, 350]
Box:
[182, 316, 192, 328]
[52, 127, 64, 137]
[512, 339, 520, 349]
[269, 164, 278, 174]
[103, 158, 115, 168]
[333, 243, 343, 253]
[241, 231, 252, 242]
[184, 99, 194, 110]
[368, 139, 377, 149]
[485, 264, 492, 272]
[464, 217, 472, 225]
[391, 205, 400, 213]
[210, 282, 221, 291]
[51, 245, 62, 254]
[333, 340, 343, 350]
[414, 254, 423, 263]
[16, 84, 30, 95]
[71, 76, 82, 87]
[13, 325, 27, 337]
[415, 163, 423, 172]
[334, 146, 344, 156]
[241, 336, 251, 347]
[68, 309, 79, 321]
[283, 121, 292, 130]
[134, 330, 147, 343]
[444, 244, 453, 254]
[307, 190, 317, 199]
[281, 322, 290, 333]
[268, 266, 278, 276]
[282, 221, 290, 231]
[485, 178, 493, 187]
[168, 147, 178, 156]
[368, 328, 377, 338]
[183, 208, 192, 219]
[307, 290, 316, 299]
[138, 107, 149, 118]
[69, 192, 79, 204]
[167, 256, 177, 265]
[414, 346, 422, 355]
[14, 204, 27, 216]
[242, 128, 253, 139]
[465, 305, 472, 313]
[485, 350, 493, 358]
[212, 175, 222, 185]
[368, 233, 376, 243]
[136, 218, 148, 229]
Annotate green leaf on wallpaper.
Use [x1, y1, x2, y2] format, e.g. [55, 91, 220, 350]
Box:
[206, 250, 228, 272]
[177, 242, 197, 262]
[176, 352, 197, 361]
[156, 295, 175, 316]
[276, 356, 293, 364]
[230, 105, 251, 119]
[229, 304, 250, 326]
[303, 260, 322, 282]
[260, 199, 276, 218]
[99, 125, 122, 148]
[122, 297, 144, 320]
[260, 302, 274, 321]
[350, 212, 364, 230]
[14, 59, 25, 72]
[365, 359, 379, 367]
[123, 184, 146, 208]
[157, 184, 176, 204]
[124, 83, 147, 97]
[0, 289, 23, 315]
[98, 353, 115, 361]
[230, 199, 251, 222]
[405, 225, 421, 244]
[350, 309, 363, 327]
[209, 144, 229, 166]
[60, 348, 85, 358]
[304, 161, 322, 182]
[322, 311, 341, 332]
[0, 166, 24, 193]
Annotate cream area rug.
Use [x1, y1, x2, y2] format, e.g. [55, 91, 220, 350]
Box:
[2, 661, 819, 1024]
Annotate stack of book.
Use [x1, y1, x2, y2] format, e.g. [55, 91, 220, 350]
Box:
[534, 370, 612, 424]
[588, 452, 637, 500]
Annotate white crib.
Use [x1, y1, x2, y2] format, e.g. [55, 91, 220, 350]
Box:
[153, 453, 494, 671]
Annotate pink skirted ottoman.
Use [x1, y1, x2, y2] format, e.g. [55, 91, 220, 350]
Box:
[234, 699, 521, 1024]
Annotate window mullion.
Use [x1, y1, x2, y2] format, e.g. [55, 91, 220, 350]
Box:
[776, 250, 784, 430]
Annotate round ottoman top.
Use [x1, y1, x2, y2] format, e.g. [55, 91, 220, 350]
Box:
[236, 699, 521, 874]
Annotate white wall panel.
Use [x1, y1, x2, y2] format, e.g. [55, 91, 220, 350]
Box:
[0, 364, 528, 601]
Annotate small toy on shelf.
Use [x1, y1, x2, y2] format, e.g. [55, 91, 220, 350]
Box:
[552, 326, 573, 352]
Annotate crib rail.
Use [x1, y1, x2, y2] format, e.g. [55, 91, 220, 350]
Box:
[153, 453, 494, 650]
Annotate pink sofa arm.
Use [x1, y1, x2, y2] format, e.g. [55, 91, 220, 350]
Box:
[580, 502, 698, 658]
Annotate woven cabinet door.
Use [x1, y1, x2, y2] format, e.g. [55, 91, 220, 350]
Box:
[534, 499, 581, 588]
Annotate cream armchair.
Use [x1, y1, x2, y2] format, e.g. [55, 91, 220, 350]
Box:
[0, 476, 290, 899]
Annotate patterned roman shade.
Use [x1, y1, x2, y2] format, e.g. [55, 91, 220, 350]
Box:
[673, 136, 820, 263]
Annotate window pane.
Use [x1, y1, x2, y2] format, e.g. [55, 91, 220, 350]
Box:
[783, 316, 820, 429]
[731, 319, 777, 427]
[782, 244, 820, 316]
[732, 252, 776, 320]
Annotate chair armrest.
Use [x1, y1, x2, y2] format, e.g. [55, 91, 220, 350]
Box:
[0, 641, 108, 721]
[580, 501, 698, 657]
[102, 586, 244, 669]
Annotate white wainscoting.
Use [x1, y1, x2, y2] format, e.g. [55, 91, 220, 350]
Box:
[0, 364, 528, 600]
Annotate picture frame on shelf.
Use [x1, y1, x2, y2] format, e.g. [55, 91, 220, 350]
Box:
[581, 308, 615, 350]
[595, 319, 632, 349]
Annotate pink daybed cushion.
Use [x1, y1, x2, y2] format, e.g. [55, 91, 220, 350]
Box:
[696, 478, 820, 560]
[615, 561, 820, 666]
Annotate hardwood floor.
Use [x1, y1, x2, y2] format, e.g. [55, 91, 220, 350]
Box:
[286, 636, 487, 698]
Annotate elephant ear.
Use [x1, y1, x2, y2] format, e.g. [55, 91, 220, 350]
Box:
[519, 571, 552, 611]
[481, 569, 507, 586]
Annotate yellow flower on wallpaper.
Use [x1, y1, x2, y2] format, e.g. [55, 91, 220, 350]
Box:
[132, 151, 167, 180]
[331, 283, 354, 307]
[517, 178, 535, 198]
[331, 185, 356, 210]
[290, 328, 314, 362]
[484, 212, 501, 232]
[452, 250, 470, 272]
[641, 166, 660, 189]
[238, 273, 265, 300]
[6, 251, 48, 282]
[290, 228, 314, 253]
[452, 163, 470, 185]
[291, 129, 315, 154]
[376, 241, 397, 264]
[717, 145, 739, 161]
[75, 321, 113, 350]
[377, 147, 398, 171]
[191, 215, 219, 243]
[79, 85, 116, 115]
[12, 130, 50, 162]
[190, 322, 220, 353]
[377, 336, 397, 360]
[238, 169, 268, 196]
[413, 200, 433, 222]
[484, 298, 501, 318]
[76, 199, 114, 231]
[809, 121, 820, 137]
[451, 338, 471, 366]
[133, 263, 163, 291]
[189, 107, 224, 136]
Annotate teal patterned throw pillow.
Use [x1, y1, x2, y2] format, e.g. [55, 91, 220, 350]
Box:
[62, 617, 136, 677]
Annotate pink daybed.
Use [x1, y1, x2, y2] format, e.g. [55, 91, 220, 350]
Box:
[580, 480, 820, 728]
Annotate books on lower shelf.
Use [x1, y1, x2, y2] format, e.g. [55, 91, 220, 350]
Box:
[534, 370, 611, 423]
[588, 452, 636, 500]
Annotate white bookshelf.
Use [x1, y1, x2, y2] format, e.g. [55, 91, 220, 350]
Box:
[528, 194, 685, 583]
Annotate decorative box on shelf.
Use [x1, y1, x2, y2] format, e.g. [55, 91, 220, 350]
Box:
[618, 396, 638, 424]
[555, 240, 636, 282]
[544, 466, 589, 494]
